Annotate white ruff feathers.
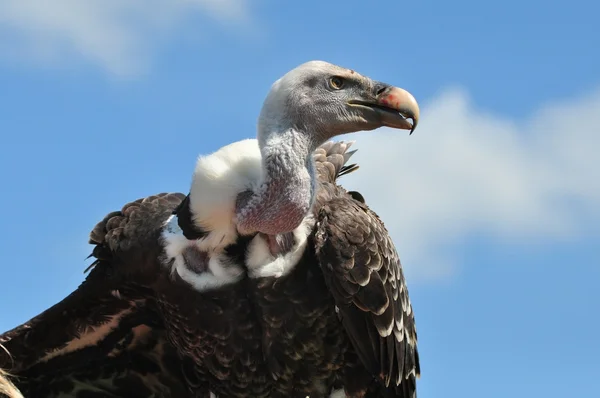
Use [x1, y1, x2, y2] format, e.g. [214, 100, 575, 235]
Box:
[161, 138, 315, 291]
[161, 139, 264, 291]
[245, 216, 315, 279]
[190, 138, 264, 244]
[162, 216, 245, 291]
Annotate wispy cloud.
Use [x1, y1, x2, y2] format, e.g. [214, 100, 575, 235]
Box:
[0, 0, 252, 76]
[343, 87, 600, 281]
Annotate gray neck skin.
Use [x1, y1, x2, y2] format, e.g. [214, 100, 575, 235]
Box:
[236, 121, 319, 236]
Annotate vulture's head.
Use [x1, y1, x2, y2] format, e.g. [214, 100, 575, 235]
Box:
[235, 60, 420, 236]
[258, 60, 419, 146]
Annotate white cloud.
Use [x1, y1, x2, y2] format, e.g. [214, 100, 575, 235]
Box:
[342, 87, 600, 282]
[0, 0, 252, 76]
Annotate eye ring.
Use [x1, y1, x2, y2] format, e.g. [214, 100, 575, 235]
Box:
[329, 76, 345, 90]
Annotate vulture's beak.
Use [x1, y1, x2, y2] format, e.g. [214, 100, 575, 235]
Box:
[349, 83, 420, 134]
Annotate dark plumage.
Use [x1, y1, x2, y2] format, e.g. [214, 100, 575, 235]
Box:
[241, 141, 420, 398]
[314, 149, 420, 397]
[0, 194, 203, 397]
[154, 237, 273, 397]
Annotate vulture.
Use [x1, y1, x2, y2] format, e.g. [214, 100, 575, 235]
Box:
[0, 60, 421, 398]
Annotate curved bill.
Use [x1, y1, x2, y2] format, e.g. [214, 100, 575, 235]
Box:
[349, 85, 420, 134]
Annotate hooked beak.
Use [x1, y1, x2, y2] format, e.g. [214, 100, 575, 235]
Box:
[348, 83, 420, 134]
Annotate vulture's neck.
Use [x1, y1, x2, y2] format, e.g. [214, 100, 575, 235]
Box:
[237, 127, 317, 236]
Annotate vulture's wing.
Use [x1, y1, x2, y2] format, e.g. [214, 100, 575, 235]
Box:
[0, 193, 198, 397]
[313, 143, 420, 397]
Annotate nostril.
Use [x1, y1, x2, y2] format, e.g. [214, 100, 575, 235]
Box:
[374, 83, 388, 96]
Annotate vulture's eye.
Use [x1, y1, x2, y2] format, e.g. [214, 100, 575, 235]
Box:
[329, 76, 345, 90]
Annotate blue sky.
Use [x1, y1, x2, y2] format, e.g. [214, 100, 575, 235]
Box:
[0, 1, 598, 397]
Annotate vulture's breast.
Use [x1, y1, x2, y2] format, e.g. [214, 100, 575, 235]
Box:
[245, 226, 351, 397]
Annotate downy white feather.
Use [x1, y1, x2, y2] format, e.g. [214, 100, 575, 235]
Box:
[161, 139, 264, 291]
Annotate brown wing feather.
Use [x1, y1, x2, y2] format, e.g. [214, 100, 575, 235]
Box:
[314, 195, 420, 397]
[0, 192, 197, 397]
[87, 192, 187, 276]
[314, 141, 359, 184]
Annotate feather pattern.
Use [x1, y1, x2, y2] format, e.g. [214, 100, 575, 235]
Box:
[313, 186, 420, 397]
[0, 193, 202, 397]
[244, 140, 419, 397]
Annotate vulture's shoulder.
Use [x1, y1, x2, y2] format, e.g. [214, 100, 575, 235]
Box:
[87, 192, 187, 277]
[314, 140, 359, 184]
[314, 194, 420, 397]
